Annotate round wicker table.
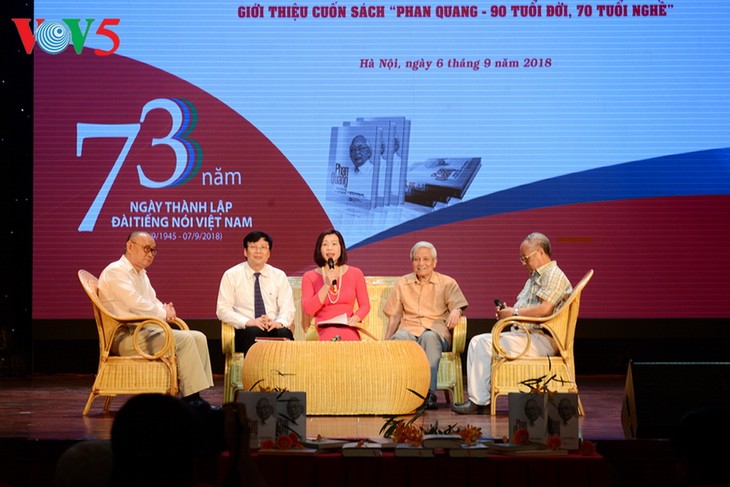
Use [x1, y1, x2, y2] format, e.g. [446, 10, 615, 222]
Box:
[241, 340, 430, 415]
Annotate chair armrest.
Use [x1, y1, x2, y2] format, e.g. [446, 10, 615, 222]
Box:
[169, 317, 189, 330]
[130, 318, 177, 360]
[491, 308, 565, 356]
[491, 317, 542, 361]
[451, 316, 468, 353]
[221, 322, 236, 356]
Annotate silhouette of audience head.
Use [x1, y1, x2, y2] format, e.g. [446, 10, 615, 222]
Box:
[54, 439, 113, 487]
[109, 393, 213, 487]
[55, 394, 265, 487]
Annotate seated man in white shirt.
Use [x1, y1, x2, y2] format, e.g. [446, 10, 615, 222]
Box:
[216, 231, 295, 354]
[98, 231, 214, 407]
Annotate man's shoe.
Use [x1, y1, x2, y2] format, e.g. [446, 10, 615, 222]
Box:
[451, 400, 490, 415]
[425, 392, 438, 410]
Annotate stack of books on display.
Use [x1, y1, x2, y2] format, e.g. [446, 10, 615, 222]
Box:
[298, 437, 349, 451]
[257, 446, 318, 456]
[446, 443, 490, 457]
[341, 438, 396, 457]
[327, 117, 411, 209]
[484, 441, 568, 456]
[423, 435, 490, 457]
[397, 434, 491, 458]
[394, 444, 435, 457]
[420, 434, 464, 449]
[302, 435, 565, 457]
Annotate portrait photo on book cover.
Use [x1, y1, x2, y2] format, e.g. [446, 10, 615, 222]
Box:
[237, 391, 278, 447]
[276, 392, 306, 439]
[509, 393, 548, 444]
[327, 123, 383, 209]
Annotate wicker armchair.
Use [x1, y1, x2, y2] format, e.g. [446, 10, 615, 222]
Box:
[489, 269, 594, 416]
[221, 275, 467, 405]
[78, 269, 187, 415]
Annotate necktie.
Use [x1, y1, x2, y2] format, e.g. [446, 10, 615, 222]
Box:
[253, 272, 266, 317]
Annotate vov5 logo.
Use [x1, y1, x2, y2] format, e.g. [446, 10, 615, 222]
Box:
[11, 18, 120, 56]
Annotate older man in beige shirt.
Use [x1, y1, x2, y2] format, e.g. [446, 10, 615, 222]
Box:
[384, 241, 468, 410]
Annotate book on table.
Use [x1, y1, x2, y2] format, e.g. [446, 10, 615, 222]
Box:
[257, 447, 318, 456]
[447, 443, 490, 457]
[342, 441, 384, 457]
[299, 438, 349, 450]
[421, 434, 464, 449]
[235, 391, 278, 449]
[394, 444, 435, 457]
[274, 391, 306, 440]
[485, 441, 568, 456]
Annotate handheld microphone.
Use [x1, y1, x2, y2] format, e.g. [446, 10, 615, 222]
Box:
[327, 258, 337, 289]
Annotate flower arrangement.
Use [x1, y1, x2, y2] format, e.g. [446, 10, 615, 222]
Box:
[391, 422, 423, 446]
[545, 435, 562, 450]
[380, 389, 483, 447]
[510, 427, 530, 445]
[259, 432, 305, 450]
[579, 439, 597, 456]
[508, 428, 562, 450]
[458, 425, 482, 445]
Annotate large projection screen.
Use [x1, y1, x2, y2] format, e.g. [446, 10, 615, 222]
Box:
[29, 0, 730, 320]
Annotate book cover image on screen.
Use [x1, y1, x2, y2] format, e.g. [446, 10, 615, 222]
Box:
[405, 157, 482, 207]
[327, 117, 412, 209]
[350, 119, 394, 208]
[326, 122, 384, 209]
[355, 117, 411, 206]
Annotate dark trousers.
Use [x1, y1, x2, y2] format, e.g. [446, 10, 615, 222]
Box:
[236, 326, 294, 354]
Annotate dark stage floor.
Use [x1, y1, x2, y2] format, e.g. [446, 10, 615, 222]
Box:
[0, 374, 627, 442]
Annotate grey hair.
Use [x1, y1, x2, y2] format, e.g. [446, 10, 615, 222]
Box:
[524, 232, 552, 257]
[410, 241, 437, 260]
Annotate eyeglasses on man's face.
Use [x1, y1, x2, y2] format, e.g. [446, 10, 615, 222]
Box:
[247, 245, 270, 252]
[130, 240, 159, 256]
[519, 249, 538, 263]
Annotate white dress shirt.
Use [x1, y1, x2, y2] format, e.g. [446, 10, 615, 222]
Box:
[216, 262, 295, 329]
[98, 255, 167, 320]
